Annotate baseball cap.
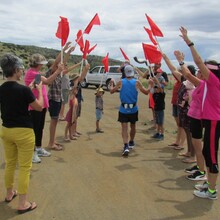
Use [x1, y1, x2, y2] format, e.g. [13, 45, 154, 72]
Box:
[124, 65, 134, 77]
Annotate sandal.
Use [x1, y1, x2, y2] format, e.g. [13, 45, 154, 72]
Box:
[168, 143, 179, 147]
[179, 152, 190, 157]
[174, 146, 184, 150]
[70, 136, 77, 140]
[50, 144, 63, 151]
[64, 137, 71, 142]
[182, 158, 196, 163]
[5, 190, 17, 203]
[18, 202, 37, 214]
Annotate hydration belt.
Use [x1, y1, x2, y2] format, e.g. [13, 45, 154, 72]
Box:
[121, 103, 136, 109]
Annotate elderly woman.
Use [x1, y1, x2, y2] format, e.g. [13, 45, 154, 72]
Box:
[0, 54, 43, 213]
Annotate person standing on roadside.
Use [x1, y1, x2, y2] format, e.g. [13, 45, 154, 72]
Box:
[176, 26, 220, 200]
[0, 54, 43, 214]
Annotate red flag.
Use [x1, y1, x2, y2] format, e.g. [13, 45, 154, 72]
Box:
[142, 43, 162, 64]
[56, 16, 70, 46]
[102, 53, 109, 73]
[88, 44, 97, 54]
[75, 30, 84, 52]
[84, 13, 101, 34]
[119, 48, 129, 61]
[143, 27, 157, 45]
[145, 14, 163, 37]
[83, 40, 90, 59]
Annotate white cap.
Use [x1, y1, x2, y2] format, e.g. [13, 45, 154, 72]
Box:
[124, 65, 134, 77]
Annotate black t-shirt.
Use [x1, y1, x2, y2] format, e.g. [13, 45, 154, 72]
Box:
[0, 81, 36, 128]
[162, 71, 169, 82]
[153, 92, 166, 111]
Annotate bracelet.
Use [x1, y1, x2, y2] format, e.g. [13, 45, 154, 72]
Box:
[188, 42, 194, 47]
[179, 61, 185, 66]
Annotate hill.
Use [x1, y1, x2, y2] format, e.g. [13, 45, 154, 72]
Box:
[0, 41, 141, 71]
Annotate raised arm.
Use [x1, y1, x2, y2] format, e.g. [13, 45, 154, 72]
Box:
[109, 80, 122, 94]
[162, 53, 182, 82]
[136, 80, 150, 95]
[179, 26, 209, 80]
[174, 50, 201, 87]
[78, 63, 90, 82]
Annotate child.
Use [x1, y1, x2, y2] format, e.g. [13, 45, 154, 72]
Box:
[64, 75, 79, 141]
[95, 87, 105, 133]
[151, 77, 166, 140]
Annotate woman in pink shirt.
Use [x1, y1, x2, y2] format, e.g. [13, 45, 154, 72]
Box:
[24, 54, 64, 163]
[175, 26, 220, 200]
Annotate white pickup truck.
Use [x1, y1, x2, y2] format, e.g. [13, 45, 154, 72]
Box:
[80, 65, 122, 90]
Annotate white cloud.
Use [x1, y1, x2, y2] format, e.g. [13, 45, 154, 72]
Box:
[0, 0, 220, 73]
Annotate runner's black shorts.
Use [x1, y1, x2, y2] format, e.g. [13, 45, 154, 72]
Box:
[118, 111, 138, 124]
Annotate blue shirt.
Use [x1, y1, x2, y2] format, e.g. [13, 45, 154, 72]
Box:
[119, 78, 138, 114]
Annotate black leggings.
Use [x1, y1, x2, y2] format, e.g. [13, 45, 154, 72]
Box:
[203, 119, 220, 173]
[30, 108, 47, 147]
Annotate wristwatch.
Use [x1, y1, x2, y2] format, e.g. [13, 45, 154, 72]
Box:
[179, 61, 185, 66]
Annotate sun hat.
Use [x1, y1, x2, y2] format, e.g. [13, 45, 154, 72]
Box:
[95, 87, 105, 95]
[124, 65, 134, 77]
[29, 53, 48, 66]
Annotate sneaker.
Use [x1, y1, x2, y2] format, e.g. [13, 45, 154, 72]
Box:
[195, 181, 209, 191]
[96, 129, 104, 133]
[185, 165, 199, 174]
[32, 151, 41, 163]
[151, 133, 159, 138]
[193, 188, 217, 200]
[122, 146, 129, 156]
[186, 170, 207, 181]
[128, 140, 135, 149]
[36, 148, 51, 157]
[156, 134, 164, 141]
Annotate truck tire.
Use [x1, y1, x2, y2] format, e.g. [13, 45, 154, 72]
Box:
[80, 79, 88, 88]
[106, 80, 114, 91]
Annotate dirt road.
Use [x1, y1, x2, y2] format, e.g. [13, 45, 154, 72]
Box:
[0, 84, 219, 220]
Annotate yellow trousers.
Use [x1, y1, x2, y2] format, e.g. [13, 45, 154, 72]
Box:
[0, 127, 34, 194]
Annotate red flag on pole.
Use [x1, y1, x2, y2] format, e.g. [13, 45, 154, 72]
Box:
[102, 53, 109, 73]
[88, 44, 97, 54]
[145, 14, 163, 37]
[119, 48, 129, 61]
[55, 16, 70, 46]
[142, 43, 162, 64]
[84, 13, 101, 34]
[143, 27, 157, 45]
[75, 30, 84, 52]
[82, 40, 90, 59]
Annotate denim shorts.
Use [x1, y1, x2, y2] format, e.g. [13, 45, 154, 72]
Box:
[96, 109, 103, 120]
[48, 100, 62, 119]
[155, 110, 164, 125]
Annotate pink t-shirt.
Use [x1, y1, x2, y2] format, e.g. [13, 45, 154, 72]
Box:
[188, 80, 205, 119]
[202, 71, 220, 120]
[24, 68, 49, 109]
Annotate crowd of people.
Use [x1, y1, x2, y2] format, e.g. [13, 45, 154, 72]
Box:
[0, 26, 220, 215]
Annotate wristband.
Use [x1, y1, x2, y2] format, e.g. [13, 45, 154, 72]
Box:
[188, 42, 194, 47]
[179, 61, 185, 66]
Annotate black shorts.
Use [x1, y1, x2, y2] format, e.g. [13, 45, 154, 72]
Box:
[190, 117, 203, 139]
[118, 111, 138, 124]
[48, 100, 62, 119]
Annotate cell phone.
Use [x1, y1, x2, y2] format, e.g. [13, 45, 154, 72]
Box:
[34, 74, 41, 86]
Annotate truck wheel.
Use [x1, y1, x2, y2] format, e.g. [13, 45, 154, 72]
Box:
[106, 80, 114, 91]
[80, 79, 88, 88]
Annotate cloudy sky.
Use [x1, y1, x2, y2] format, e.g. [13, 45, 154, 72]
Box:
[0, 0, 220, 71]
